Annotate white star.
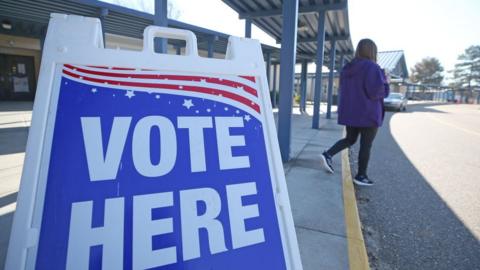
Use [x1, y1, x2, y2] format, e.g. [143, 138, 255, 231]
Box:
[183, 99, 194, 109]
[91, 88, 97, 93]
[113, 94, 116, 97]
[195, 110, 199, 114]
[207, 108, 211, 112]
[64, 82, 68, 85]
[244, 115, 251, 122]
[224, 107, 229, 111]
[155, 95, 160, 99]
[236, 110, 240, 114]
[125, 90, 135, 99]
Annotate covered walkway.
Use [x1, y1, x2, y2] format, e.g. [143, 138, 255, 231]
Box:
[222, 0, 354, 161]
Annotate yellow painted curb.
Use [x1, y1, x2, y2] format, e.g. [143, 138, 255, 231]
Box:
[342, 146, 370, 270]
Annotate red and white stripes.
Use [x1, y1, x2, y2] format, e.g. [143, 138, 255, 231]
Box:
[61, 64, 262, 117]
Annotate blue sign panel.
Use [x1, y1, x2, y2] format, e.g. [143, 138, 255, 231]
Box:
[35, 65, 286, 270]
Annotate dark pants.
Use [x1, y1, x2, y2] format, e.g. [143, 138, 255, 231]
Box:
[326, 126, 378, 177]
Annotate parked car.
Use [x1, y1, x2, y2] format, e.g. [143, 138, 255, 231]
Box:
[384, 92, 407, 111]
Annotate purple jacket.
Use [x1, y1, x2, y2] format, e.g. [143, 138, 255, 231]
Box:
[337, 58, 390, 127]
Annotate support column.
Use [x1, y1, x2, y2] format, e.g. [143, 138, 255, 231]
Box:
[278, 0, 299, 162]
[336, 53, 345, 106]
[39, 26, 47, 74]
[312, 10, 326, 128]
[272, 64, 278, 108]
[99, 8, 108, 45]
[266, 52, 271, 88]
[300, 60, 308, 112]
[39, 26, 47, 51]
[339, 53, 345, 70]
[208, 36, 218, 58]
[326, 39, 336, 119]
[154, 0, 168, 53]
[207, 40, 213, 58]
[245, 18, 252, 38]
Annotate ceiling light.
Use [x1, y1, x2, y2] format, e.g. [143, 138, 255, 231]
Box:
[2, 20, 12, 30]
[298, 25, 309, 32]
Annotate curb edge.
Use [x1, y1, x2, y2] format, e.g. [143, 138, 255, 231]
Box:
[342, 146, 370, 270]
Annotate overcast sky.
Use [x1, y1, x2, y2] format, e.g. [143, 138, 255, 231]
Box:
[102, 0, 480, 80]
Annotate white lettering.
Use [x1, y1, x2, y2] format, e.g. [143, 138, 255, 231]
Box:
[81, 117, 131, 181]
[226, 182, 265, 249]
[215, 117, 250, 170]
[133, 192, 176, 269]
[81, 116, 252, 178]
[177, 117, 213, 173]
[132, 116, 177, 177]
[66, 183, 267, 267]
[180, 188, 227, 260]
[66, 198, 124, 270]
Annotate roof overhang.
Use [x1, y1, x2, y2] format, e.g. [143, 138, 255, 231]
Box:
[222, 0, 355, 63]
[0, 0, 281, 61]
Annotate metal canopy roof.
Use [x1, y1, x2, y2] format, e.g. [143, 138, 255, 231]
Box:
[378, 50, 409, 79]
[221, 0, 354, 63]
[0, 0, 280, 61]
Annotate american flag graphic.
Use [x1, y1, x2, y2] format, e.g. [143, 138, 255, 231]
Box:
[61, 64, 262, 119]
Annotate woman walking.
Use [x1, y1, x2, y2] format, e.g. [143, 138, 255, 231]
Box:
[320, 39, 389, 186]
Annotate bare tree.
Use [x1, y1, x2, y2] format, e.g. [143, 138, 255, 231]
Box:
[167, 1, 181, 19]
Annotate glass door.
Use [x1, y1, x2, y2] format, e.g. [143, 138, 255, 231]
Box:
[0, 54, 36, 100]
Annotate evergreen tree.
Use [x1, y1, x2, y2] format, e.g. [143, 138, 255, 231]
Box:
[410, 57, 444, 85]
[453, 45, 480, 90]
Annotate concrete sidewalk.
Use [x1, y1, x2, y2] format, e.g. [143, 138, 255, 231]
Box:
[275, 106, 352, 270]
[0, 101, 364, 270]
[0, 102, 31, 268]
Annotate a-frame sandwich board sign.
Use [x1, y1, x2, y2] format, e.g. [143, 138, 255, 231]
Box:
[6, 13, 303, 270]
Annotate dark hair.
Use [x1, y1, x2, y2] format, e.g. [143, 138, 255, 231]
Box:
[355, 39, 377, 63]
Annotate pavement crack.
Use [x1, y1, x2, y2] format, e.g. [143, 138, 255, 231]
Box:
[295, 224, 347, 239]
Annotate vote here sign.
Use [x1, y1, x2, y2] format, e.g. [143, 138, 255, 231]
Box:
[33, 64, 287, 269]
